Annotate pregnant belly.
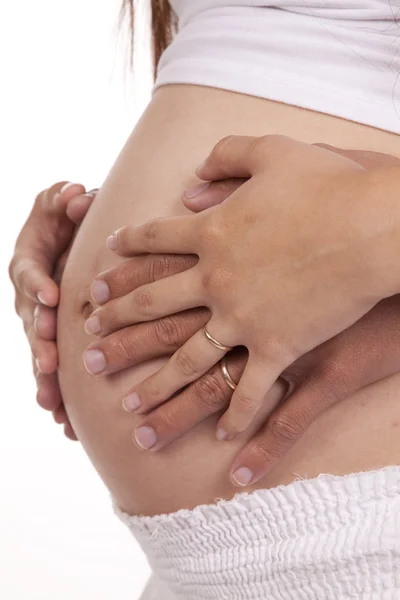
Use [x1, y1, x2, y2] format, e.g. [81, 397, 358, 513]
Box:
[58, 84, 400, 517]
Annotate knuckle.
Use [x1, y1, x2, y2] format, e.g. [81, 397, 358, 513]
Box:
[269, 414, 302, 445]
[115, 262, 137, 291]
[201, 269, 221, 295]
[107, 333, 135, 362]
[211, 135, 236, 160]
[150, 254, 174, 281]
[134, 286, 153, 315]
[234, 394, 259, 414]
[198, 218, 226, 247]
[193, 370, 229, 411]
[156, 404, 179, 432]
[154, 316, 182, 349]
[145, 379, 163, 404]
[175, 348, 199, 377]
[252, 439, 280, 462]
[8, 257, 17, 284]
[250, 134, 286, 157]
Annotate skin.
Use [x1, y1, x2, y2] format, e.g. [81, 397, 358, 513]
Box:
[90, 136, 400, 486]
[10, 146, 400, 486]
[9, 182, 97, 439]
[12, 84, 400, 517]
[82, 145, 400, 485]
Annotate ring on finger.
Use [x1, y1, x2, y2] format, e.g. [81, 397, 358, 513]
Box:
[220, 355, 237, 390]
[203, 326, 233, 352]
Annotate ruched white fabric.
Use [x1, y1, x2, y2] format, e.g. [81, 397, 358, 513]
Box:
[154, 1, 400, 134]
[113, 467, 400, 599]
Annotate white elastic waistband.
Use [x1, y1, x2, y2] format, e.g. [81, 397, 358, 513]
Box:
[113, 467, 400, 599]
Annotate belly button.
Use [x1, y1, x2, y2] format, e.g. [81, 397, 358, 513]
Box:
[82, 302, 94, 319]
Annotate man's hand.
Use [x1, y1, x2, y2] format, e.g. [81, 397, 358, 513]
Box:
[84, 145, 400, 486]
[9, 182, 96, 440]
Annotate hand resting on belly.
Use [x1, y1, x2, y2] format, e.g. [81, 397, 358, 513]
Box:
[83, 143, 400, 488]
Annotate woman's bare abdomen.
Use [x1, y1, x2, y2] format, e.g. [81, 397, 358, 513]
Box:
[58, 84, 400, 517]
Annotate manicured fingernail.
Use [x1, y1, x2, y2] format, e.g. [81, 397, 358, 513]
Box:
[84, 316, 102, 335]
[91, 280, 110, 304]
[83, 349, 106, 375]
[184, 182, 210, 198]
[122, 393, 141, 412]
[37, 291, 50, 306]
[134, 426, 157, 450]
[216, 427, 228, 441]
[107, 233, 118, 250]
[232, 467, 253, 487]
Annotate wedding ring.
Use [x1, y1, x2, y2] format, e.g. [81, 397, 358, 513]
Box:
[220, 356, 237, 390]
[203, 326, 233, 352]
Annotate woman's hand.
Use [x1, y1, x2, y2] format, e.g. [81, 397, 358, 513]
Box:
[96, 135, 398, 445]
[83, 143, 400, 485]
[9, 182, 96, 440]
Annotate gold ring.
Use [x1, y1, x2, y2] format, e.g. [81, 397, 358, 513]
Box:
[203, 326, 233, 352]
[220, 356, 237, 390]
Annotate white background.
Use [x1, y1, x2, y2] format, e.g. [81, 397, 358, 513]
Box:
[1, 2, 154, 598]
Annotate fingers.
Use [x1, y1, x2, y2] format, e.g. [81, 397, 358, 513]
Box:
[36, 372, 63, 411]
[182, 178, 246, 212]
[10, 255, 60, 306]
[108, 216, 197, 256]
[91, 254, 198, 306]
[196, 134, 296, 181]
[85, 269, 202, 336]
[129, 350, 247, 451]
[66, 190, 97, 224]
[216, 357, 283, 439]
[32, 339, 58, 374]
[120, 321, 232, 416]
[228, 373, 344, 487]
[64, 423, 79, 441]
[52, 405, 79, 441]
[83, 308, 210, 376]
[49, 181, 86, 212]
[33, 305, 57, 341]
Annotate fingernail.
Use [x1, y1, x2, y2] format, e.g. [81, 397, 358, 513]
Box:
[83, 349, 106, 375]
[122, 393, 141, 412]
[87, 188, 99, 195]
[134, 426, 157, 450]
[91, 280, 110, 304]
[60, 182, 76, 194]
[37, 291, 50, 306]
[84, 316, 102, 335]
[35, 357, 42, 373]
[216, 427, 228, 441]
[232, 467, 253, 487]
[184, 182, 210, 199]
[107, 232, 118, 250]
[33, 305, 40, 319]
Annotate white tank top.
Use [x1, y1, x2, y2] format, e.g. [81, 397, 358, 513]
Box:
[154, 1, 400, 134]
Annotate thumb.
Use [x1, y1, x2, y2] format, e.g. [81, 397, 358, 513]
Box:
[182, 178, 246, 212]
